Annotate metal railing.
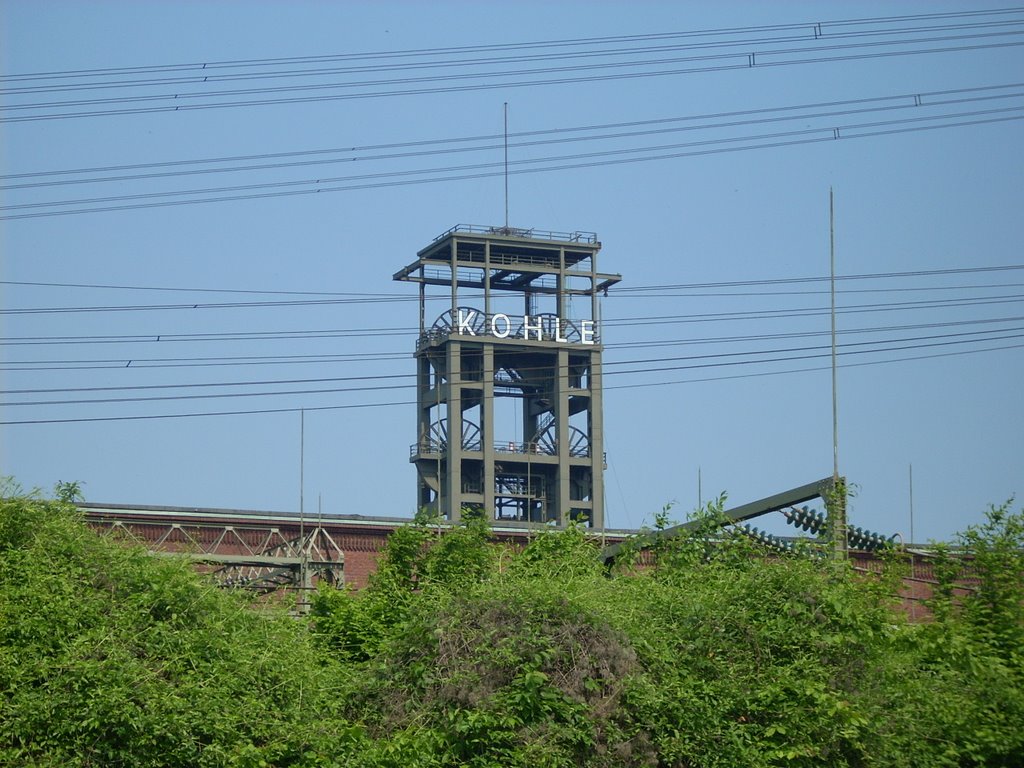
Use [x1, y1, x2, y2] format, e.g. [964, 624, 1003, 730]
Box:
[410, 437, 483, 457]
[496, 439, 592, 459]
[433, 224, 598, 244]
[419, 266, 562, 286]
[410, 439, 591, 459]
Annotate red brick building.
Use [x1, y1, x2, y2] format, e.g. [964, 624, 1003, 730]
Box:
[79, 501, 958, 615]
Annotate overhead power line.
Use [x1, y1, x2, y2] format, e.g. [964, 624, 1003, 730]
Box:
[3, 324, 1020, 399]
[612, 264, 1024, 291]
[4, 315, 1023, 372]
[3, 88, 1023, 219]
[2, 339, 1019, 425]
[6, 7, 1021, 82]
[4, 263, 1023, 301]
[0, 279, 407, 298]
[2, 8, 1022, 122]
[2, 84, 1020, 190]
[5, 314, 1022, 371]
[3, 291, 1022, 321]
[601, 341, 1024, 393]
[3, 112, 1021, 220]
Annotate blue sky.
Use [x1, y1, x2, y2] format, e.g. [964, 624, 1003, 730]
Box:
[2, 1, 1022, 543]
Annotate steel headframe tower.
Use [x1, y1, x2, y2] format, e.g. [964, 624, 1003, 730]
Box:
[394, 225, 622, 528]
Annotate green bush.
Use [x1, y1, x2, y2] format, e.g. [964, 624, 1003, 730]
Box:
[3, 485, 1022, 766]
[0, 493, 364, 767]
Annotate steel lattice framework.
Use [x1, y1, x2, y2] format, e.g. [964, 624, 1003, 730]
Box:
[394, 225, 622, 528]
[85, 507, 345, 604]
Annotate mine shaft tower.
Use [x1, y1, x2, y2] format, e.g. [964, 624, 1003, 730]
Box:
[394, 225, 622, 528]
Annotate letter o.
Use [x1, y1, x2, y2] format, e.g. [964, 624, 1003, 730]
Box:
[491, 313, 511, 338]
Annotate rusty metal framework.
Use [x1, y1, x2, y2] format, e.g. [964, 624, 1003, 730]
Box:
[86, 511, 344, 604]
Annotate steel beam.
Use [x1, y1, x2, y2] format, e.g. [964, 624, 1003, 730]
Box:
[600, 477, 839, 563]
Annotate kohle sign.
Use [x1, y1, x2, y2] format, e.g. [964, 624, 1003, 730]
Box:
[454, 309, 597, 345]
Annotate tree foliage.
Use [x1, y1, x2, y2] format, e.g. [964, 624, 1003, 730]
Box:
[2, 486, 1023, 766]
[0, 491, 364, 767]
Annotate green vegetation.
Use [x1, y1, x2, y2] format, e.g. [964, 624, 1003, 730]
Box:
[2, 484, 1022, 766]
[0, 482, 363, 768]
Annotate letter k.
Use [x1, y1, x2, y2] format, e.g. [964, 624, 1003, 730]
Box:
[457, 309, 478, 335]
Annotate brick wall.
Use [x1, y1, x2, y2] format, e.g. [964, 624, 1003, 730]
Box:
[80, 503, 970, 617]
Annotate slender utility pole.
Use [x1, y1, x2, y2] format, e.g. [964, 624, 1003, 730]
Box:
[830, 187, 847, 556]
[909, 464, 915, 545]
[299, 409, 308, 611]
[299, 409, 306, 573]
[300, 409, 305, 519]
[527, 428, 533, 522]
[436, 367, 442, 515]
[830, 188, 839, 482]
[908, 464, 917, 620]
[602, 470, 608, 548]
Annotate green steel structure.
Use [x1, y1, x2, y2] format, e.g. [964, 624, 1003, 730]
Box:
[394, 225, 621, 528]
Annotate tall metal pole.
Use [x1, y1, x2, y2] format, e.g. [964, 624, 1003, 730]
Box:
[299, 409, 307, 611]
[526, 440, 535, 543]
[504, 102, 509, 229]
[908, 463, 917, 620]
[830, 188, 839, 481]
[436, 362, 441, 516]
[909, 463, 915, 545]
[830, 188, 847, 556]
[300, 409, 305, 519]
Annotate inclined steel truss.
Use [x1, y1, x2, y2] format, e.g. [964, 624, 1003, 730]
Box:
[601, 476, 866, 563]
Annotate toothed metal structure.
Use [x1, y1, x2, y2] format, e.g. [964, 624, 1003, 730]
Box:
[394, 225, 621, 528]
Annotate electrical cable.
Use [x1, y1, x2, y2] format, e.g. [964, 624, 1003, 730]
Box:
[3, 279, 1022, 350]
[3, 84, 1020, 191]
[6, 279, 1023, 301]
[0, 279, 409, 298]
[4, 102, 1023, 219]
[2, 293, 1021, 330]
[4, 326, 1020, 404]
[3, 22, 1022, 122]
[4, 264, 1022, 310]
[6, 17, 1021, 96]
[612, 264, 1024, 291]
[4, 110, 1021, 220]
[2, 338, 1019, 425]
[603, 340, 1024, 392]
[6, 7, 1020, 83]
[6, 313, 1022, 371]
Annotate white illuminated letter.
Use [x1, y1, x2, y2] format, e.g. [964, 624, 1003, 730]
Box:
[581, 320, 595, 345]
[491, 313, 511, 338]
[554, 317, 568, 343]
[522, 314, 542, 341]
[457, 309, 477, 336]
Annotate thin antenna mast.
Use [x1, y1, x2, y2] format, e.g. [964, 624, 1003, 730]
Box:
[504, 102, 509, 229]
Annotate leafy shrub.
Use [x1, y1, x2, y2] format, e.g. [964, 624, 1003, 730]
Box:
[0, 493, 364, 767]
[4, 484, 1023, 767]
